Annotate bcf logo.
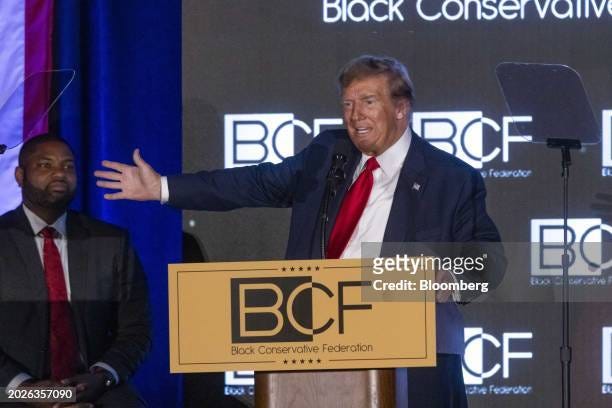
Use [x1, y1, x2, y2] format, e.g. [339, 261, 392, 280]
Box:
[224, 114, 341, 168]
[230, 277, 371, 343]
[412, 111, 532, 169]
[462, 327, 532, 385]
[530, 218, 612, 276]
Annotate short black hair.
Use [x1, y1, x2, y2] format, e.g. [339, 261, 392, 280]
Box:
[338, 55, 415, 104]
[18, 134, 74, 167]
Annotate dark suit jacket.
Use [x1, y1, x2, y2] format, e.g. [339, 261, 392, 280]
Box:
[167, 129, 504, 353]
[0, 207, 151, 387]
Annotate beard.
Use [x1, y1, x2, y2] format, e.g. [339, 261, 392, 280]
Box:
[22, 176, 75, 211]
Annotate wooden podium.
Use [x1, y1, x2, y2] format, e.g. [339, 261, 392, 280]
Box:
[255, 369, 408, 408]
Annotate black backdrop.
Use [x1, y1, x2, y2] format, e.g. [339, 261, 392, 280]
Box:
[181, 1, 612, 406]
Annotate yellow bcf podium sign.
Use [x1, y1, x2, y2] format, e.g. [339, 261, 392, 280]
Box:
[168, 258, 436, 373]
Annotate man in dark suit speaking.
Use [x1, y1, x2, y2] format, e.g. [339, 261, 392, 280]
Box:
[95, 55, 504, 406]
[1, 135, 151, 407]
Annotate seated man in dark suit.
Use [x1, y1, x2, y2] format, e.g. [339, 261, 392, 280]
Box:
[0, 134, 151, 407]
[95, 55, 505, 407]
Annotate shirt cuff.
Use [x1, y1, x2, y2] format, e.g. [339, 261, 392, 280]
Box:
[91, 362, 120, 385]
[6, 373, 32, 391]
[160, 176, 169, 204]
[440, 268, 461, 303]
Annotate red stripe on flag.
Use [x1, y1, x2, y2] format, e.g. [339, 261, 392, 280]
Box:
[24, 0, 54, 141]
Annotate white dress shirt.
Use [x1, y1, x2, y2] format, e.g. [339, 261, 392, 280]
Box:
[340, 128, 412, 259]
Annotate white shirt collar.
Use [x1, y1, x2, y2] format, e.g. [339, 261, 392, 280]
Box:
[22, 204, 67, 237]
[357, 127, 412, 178]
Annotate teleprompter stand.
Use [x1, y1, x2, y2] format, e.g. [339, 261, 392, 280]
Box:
[496, 62, 600, 408]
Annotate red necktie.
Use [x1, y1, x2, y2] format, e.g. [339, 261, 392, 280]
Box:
[326, 157, 380, 259]
[40, 227, 79, 380]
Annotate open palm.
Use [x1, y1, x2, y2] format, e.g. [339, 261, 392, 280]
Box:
[94, 149, 161, 201]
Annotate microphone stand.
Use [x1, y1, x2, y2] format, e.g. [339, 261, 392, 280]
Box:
[547, 137, 581, 408]
[320, 153, 347, 259]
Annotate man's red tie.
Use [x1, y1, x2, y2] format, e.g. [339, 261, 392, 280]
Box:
[41, 227, 79, 380]
[326, 157, 380, 259]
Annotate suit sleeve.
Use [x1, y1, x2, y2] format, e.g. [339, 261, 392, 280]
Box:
[0, 351, 30, 387]
[166, 146, 306, 211]
[0, 233, 35, 386]
[98, 234, 151, 383]
[452, 169, 507, 299]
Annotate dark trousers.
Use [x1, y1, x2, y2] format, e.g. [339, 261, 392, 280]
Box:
[407, 353, 468, 408]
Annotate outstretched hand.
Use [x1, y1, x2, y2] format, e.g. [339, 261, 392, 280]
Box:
[95, 149, 162, 201]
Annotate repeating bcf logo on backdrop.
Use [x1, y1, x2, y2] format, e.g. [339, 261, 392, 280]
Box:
[530, 218, 612, 277]
[462, 327, 533, 394]
[412, 111, 533, 176]
[224, 114, 341, 168]
[224, 111, 533, 177]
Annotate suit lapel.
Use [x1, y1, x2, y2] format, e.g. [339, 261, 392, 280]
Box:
[66, 212, 90, 362]
[9, 207, 47, 300]
[383, 134, 428, 243]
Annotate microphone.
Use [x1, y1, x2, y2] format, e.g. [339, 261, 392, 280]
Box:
[320, 142, 350, 259]
[0, 144, 6, 155]
[326, 152, 347, 192]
